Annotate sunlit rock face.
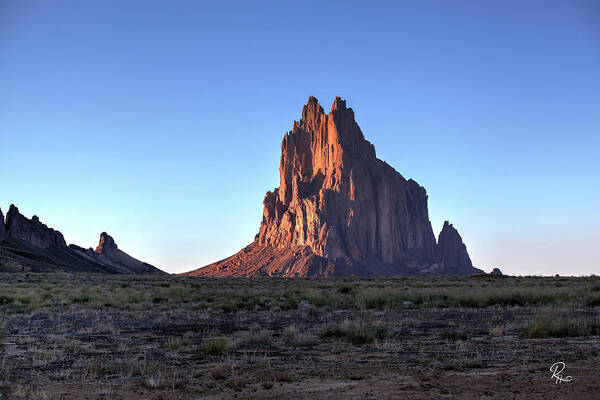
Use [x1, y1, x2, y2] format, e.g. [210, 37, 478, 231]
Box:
[187, 97, 482, 277]
[95, 232, 117, 254]
[258, 96, 436, 263]
[5, 204, 66, 248]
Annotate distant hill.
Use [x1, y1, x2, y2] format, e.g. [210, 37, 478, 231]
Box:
[0, 204, 166, 275]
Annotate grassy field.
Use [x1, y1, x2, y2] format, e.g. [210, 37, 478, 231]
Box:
[2, 273, 600, 313]
[0, 273, 599, 399]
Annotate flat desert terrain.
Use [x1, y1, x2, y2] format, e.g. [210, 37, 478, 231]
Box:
[0, 274, 599, 399]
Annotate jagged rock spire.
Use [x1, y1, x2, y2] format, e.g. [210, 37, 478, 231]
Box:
[436, 221, 474, 273]
[95, 232, 117, 254]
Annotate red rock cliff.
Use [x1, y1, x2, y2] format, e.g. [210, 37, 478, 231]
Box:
[187, 97, 481, 277]
[258, 96, 436, 263]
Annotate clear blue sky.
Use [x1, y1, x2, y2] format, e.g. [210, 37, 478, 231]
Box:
[1, 1, 599, 275]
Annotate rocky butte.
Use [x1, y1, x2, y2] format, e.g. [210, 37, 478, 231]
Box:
[187, 96, 483, 277]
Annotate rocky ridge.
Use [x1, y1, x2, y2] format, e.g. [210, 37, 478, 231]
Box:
[70, 232, 164, 275]
[5, 205, 66, 249]
[0, 205, 165, 274]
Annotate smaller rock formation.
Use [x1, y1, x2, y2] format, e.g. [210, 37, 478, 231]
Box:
[491, 268, 503, 276]
[78, 232, 165, 275]
[436, 221, 474, 274]
[0, 204, 167, 274]
[95, 232, 116, 254]
[5, 205, 66, 248]
[0, 207, 6, 242]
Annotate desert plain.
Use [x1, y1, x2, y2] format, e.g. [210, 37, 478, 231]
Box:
[0, 273, 599, 399]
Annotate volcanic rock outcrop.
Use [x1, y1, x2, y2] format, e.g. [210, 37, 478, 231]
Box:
[187, 96, 482, 277]
[434, 221, 475, 275]
[0, 208, 5, 243]
[95, 232, 116, 254]
[0, 204, 166, 274]
[72, 232, 164, 275]
[5, 205, 66, 248]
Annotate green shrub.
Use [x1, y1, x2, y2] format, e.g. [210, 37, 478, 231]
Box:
[585, 294, 600, 307]
[320, 320, 388, 345]
[282, 325, 316, 347]
[346, 325, 376, 345]
[320, 322, 348, 339]
[221, 301, 239, 313]
[198, 338, 229, 356]
[440, 328, 469, 341]
[523, 312, 598, 338]
[167, 337, 191, 351]
[229, 328, 272, 350]
[337, 285, 353, 294]
[151, 296, 167, 304]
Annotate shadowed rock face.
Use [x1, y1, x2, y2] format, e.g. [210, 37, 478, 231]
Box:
[436, 221, 474, 274]
[5, 205, 66, 248]
[187, 96, 482, 277]
[0, 205, 166, 275]
[0, 208, 6, 242]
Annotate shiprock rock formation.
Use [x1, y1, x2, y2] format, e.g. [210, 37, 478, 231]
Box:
[0, 205, 166, 274]
[187, 96, 483, 277]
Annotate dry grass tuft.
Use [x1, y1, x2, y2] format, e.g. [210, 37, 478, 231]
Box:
[282, 325, 317, 347]
[523, 310, 600, 338]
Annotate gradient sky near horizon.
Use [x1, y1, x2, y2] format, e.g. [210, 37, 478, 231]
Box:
[1, 1, 599, 275]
